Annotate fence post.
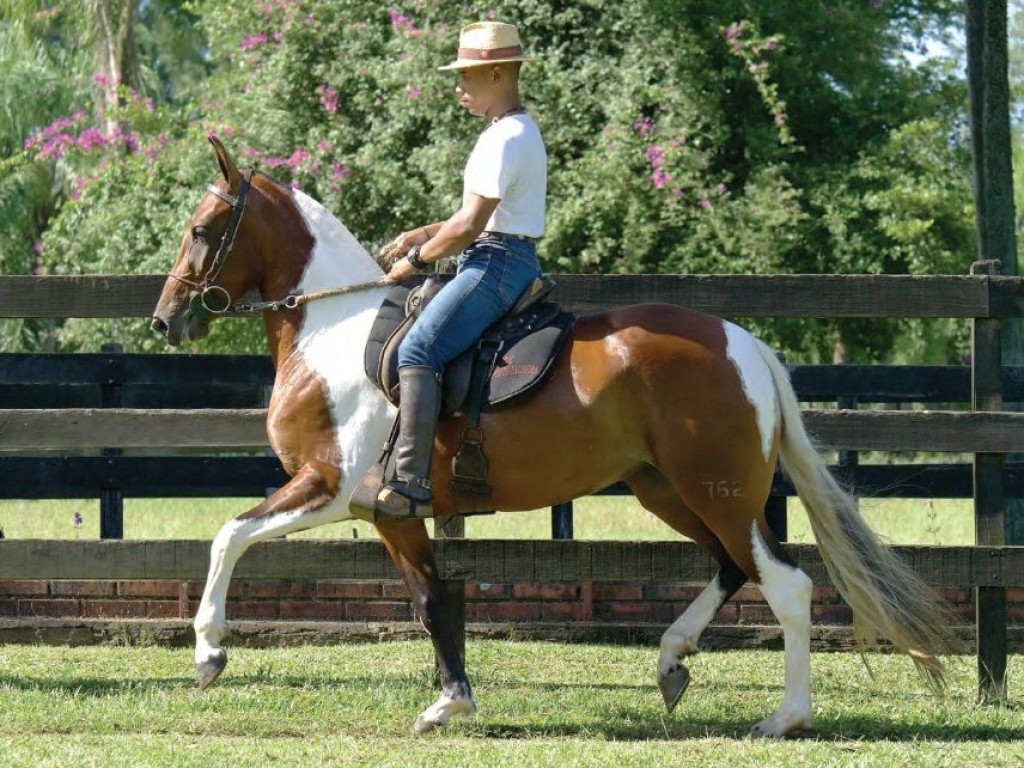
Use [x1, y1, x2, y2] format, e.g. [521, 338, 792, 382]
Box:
[99, 343, 124, 540]
[971, 259, 1007, 701]
[551, 501, 574, 539]
[434, 515, 466, 676]
[765, 353, 789, 541]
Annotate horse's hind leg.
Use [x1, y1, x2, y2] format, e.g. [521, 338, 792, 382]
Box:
[745, 519, 813, 738]
[684, 490, 813, 737]
[376, 519, 476, 734]
[627, 467, 748, 711]
[194, 463, 341, 688]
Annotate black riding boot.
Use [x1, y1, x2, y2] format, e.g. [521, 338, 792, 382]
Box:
[375, 365, 442, 519]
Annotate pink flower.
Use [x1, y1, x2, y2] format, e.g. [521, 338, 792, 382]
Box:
[76, 127, 108, 151]
[241, 33, 268, 51]
[287, 147, 311, 170]
[33, 240, 43, 255]
[650, 169, 671, 189]
[407, 86, 422, 100]
[331, 163, 350, 180]
[645, 144, 665, 169]
[633, 116, 653, 139]
[389, 8, 411, 28]
[699, 197, 711, 210]
[316, 84, 338, 113]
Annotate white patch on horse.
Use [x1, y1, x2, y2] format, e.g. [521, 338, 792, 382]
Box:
[723, 321, 777, 462]
[658, 573, 726, 677]
[290, 190, 395, 513]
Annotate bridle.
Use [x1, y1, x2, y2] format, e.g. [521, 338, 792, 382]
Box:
[168, 167, 255, 321]
[170, 167, 392, 319]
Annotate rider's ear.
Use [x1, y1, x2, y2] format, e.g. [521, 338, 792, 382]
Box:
[208, 134, 243, 190]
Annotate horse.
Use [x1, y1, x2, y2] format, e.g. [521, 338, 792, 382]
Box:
[150, 136, 963, 738]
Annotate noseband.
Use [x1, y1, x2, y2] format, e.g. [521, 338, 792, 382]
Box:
[172, 168, 255, 320]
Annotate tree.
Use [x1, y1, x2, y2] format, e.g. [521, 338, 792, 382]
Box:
[16, 0, 977, 361]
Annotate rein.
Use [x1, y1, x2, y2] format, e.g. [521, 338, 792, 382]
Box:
[228, 277, 395, 315]
[172, 167, 394, 317]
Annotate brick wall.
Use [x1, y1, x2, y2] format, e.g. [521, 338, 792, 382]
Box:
[2, 578, 1019, 644]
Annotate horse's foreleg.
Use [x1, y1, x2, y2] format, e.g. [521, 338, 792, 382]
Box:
[194, 463, 340, 689]
[375, 519, 476, 734]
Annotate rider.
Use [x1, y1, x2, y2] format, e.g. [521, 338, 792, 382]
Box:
[375, 21, 547, 519]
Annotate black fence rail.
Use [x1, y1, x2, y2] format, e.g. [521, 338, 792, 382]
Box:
[1, 269, 1023, 700]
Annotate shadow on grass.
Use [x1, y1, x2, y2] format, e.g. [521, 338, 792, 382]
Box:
[461, 708, 1024, 743]
[4, 671, 1020, 744]
[0, 674, 199, 696]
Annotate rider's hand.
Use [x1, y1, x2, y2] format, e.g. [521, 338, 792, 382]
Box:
[387, 255, 417, 282]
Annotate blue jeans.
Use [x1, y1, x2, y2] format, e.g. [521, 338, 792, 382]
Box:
[398, 235, 542, 373]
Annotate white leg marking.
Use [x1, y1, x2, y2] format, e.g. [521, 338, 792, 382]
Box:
[658, 575, 726, 678]
[749, 522, 813, 737]
[194, 500, 352, 667]
[724, 322, 778, 462]
[413, 690, 478, 734]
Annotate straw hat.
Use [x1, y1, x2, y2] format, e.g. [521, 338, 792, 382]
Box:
[438, 21, 537, 71]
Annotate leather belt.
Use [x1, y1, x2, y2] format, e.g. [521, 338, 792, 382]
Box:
[479, 231, 538, 245]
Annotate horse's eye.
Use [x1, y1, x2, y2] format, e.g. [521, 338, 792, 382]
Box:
[192, 226, 209, 241]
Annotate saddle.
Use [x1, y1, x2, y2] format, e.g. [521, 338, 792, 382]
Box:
[364, 276, 574, 417]
[359, 275, 575, 511]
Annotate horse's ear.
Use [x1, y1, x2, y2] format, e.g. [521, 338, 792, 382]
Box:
[208, 134, 243, 189]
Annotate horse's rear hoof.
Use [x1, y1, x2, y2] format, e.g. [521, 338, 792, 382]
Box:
[658, 663, 691, 713]
[196, 649, 228, 690]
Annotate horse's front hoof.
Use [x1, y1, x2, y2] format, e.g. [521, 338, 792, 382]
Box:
[196, 649, 228, 690]
[748, 711, 813, 739]
[658, 663, 691, 713]
[412, 713, 442, 734]
[411, 694, 477, 734]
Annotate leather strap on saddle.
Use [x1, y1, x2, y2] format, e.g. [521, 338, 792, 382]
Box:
[449, 338, 500, 505]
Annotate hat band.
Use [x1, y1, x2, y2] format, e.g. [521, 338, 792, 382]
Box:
[456, 44, 523, 61]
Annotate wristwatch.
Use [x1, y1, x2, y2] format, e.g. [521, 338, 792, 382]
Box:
[406, 244, 428, 271]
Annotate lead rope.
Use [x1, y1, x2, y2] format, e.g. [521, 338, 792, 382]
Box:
[229, 276, 396, 315]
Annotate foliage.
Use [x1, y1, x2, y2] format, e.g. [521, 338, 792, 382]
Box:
[0, 0, 988, 361]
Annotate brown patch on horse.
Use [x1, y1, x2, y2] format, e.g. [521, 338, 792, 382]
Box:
[239, 177, 342, 513]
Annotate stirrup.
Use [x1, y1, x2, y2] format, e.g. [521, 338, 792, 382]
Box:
[374, 482, 434, 520]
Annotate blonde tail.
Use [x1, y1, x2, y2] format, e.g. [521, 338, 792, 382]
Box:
[755, 341, 965, 688]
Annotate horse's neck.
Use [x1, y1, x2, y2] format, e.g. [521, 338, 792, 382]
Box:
[289, 189, 383, 297]
[272, 190, 388, 390]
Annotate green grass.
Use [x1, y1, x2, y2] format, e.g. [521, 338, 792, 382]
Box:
[0, 642, 1020, 767]
[0, 495, 975, 544]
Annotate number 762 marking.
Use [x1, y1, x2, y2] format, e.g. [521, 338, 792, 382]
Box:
[701, 480, 744, 500]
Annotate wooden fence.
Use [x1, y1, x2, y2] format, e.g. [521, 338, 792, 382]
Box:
[1, 268, 1023, 699]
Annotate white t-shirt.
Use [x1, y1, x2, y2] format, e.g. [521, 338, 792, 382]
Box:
[462, 113, 547, 238]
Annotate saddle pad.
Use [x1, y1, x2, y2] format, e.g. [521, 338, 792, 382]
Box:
[363, 284, 411, 394]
